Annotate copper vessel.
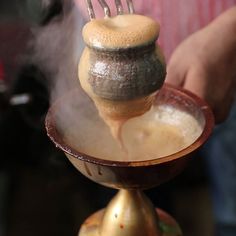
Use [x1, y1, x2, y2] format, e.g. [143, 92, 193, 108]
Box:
[45, 84, 214, 236]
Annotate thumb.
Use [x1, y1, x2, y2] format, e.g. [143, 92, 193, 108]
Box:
[165, 59, 186, 88]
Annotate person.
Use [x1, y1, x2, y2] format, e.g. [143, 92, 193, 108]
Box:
[75, 1, 236, 235]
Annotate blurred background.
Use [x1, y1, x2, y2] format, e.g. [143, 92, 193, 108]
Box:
[0, 0, 214, 236]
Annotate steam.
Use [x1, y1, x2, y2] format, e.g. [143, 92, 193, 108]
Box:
[29, 2, 132, 159]
[31, 3, 85, 103]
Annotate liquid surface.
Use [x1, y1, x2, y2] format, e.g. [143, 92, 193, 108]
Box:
[61, 101, 203, 161]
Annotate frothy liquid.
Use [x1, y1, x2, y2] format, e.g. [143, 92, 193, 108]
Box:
[63, 104, 203, 161]
[92, 94, 156, 151]
[122, 106, 202, 159]
[82, 14, 160, 49]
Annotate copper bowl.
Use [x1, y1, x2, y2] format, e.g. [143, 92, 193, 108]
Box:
[45, 84, 214, 189]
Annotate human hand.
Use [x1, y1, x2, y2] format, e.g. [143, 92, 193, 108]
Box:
[166, 7, 236, 123]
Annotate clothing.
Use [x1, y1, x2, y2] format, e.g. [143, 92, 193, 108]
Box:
[134, 0, 236, 59]
[203, 103, 236, 236]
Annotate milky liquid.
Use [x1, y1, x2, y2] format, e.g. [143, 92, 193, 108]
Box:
[62, 104, 203, 161]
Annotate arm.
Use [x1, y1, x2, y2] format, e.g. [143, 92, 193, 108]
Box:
[166, 6, 236, 123]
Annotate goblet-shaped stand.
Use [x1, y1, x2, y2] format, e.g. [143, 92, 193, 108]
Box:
[46, 84, 214, 236]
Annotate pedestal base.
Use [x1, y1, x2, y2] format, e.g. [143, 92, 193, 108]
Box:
[79, 208, 182, 236]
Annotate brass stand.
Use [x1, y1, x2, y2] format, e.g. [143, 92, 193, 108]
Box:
[79, 190, 182, 236]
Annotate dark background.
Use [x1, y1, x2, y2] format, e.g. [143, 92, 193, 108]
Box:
[0, 1, 213, 236]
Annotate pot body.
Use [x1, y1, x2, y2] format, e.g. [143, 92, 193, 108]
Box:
[79, 43, 166, 101]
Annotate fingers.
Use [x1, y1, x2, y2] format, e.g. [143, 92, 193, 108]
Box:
[183, 65, 207, 99]
[213, 95, 234, 123]
[183, 67, 235, 124]
[210, 77, 236, 123]
[165, 56, 186, 87]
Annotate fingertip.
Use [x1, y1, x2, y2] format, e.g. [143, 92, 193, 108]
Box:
[165, 65, 185, 87]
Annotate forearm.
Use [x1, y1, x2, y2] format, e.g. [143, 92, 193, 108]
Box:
[217, 6, 236, 28]
[199, 6, 236, 81]
[211, 6, 236, 54]
[223, 6, 236, 64]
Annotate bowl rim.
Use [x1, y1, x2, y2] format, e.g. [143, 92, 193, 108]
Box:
[45, 84, 214, 167]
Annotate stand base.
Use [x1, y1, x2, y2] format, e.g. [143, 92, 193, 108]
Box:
[79, 208, 182, 236]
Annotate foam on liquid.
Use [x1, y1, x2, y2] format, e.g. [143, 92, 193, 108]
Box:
[82, 14, 159, 49]
[63, 104, 203, 161]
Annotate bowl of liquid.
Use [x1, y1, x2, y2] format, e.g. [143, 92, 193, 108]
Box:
[46, 84, 214, 189]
